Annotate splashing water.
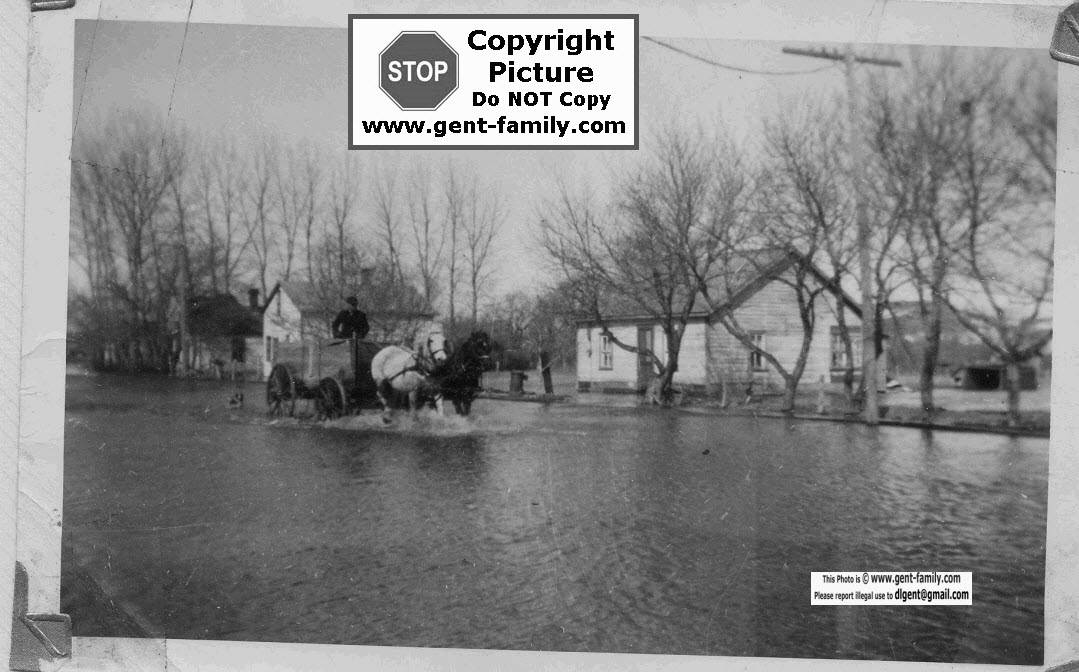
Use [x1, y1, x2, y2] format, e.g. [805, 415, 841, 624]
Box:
[322, 407, 528, 437]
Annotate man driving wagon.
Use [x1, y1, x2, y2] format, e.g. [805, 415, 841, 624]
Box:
[332, 295, 369, 340]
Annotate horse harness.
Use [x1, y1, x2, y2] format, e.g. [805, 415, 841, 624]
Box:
[383, 333, 446, 384]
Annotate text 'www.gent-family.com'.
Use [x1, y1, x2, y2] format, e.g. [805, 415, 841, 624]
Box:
[348, 14, 639, 149]
[811, 572, 973, 605]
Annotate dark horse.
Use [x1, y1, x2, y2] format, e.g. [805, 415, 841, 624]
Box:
[430, 331, 492, 416]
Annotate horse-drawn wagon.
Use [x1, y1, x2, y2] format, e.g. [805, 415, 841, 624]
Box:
[265, 336, 382, 419]
[265, 328, 493, 419]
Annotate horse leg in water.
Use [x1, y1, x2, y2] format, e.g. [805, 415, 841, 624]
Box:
[377, 379, 395, 422]
[407, 387, 423, 416]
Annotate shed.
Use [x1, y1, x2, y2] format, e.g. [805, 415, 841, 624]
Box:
[178, 290, 263, 378]
[953, 364, 1039, 391]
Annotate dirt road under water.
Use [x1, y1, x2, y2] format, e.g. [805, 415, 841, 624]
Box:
[61, 374, 1047, 664]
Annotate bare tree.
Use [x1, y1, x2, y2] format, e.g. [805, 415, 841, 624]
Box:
[462, 180, 502, 323]
[75, 112, 186, 370]
[943, 69, 1054, 427]
[240, 139, 277, 299]
[541, 127, 743, 405]
[529, 281, 580, 369]
[483, 291, 536, 351]
[298, 145, 322, 284]
[166, 130, 196, 374]
[442, 163, 503, 324]
[196, 137, 250, 295]
[71, 160, 119, 302]
[70, 159, 122, 369]
[760, 102, 859, 402]
[272, 142, 307, 282]
[407, 163, 444, 310]
[373, 157, 404, 284]
[864, 49, 999, 420]
[442, 161, 465, 328]
[309, 230, 432, 341]
[167, 130, 195, 284]
[1006, 54, 1056, 200]
[326, 153, 361, 285]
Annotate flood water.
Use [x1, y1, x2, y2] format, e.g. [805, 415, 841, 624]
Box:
[62, 374, 1047, 664]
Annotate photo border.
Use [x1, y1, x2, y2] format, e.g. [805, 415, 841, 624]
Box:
[9, 1, 1074, 670]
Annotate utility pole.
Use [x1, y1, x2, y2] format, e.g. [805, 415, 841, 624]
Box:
[781, 46, 900, 425]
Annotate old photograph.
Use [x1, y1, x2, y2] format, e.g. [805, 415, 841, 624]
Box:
[60, 17, 1052, 666]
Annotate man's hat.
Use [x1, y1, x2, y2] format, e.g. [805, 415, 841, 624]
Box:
[345, 296, 358, 307]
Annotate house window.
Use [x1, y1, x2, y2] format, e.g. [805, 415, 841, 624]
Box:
[830, 326, 861, 370]
[830, 326, 849, 369]
[599, 334, 614, 370]
[748, 331, 766, 371]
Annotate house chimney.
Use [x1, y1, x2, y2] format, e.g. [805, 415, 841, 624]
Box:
[248, 288, 260, 309]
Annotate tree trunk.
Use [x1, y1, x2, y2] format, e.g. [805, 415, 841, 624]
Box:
[919, 308, 942, 420]
[1004, 362, 1022, 428]
[654, 367, 676, 406]
[782, 380, 798, 415]
[657, 328, 682, 406]
[920, 254, 946, 421]
[470, 276, 479, 323]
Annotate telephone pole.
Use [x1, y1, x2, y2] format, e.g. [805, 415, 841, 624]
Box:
[781, 46, 900, 425]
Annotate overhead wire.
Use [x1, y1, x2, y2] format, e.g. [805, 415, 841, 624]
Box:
[641, 36, 839, 76]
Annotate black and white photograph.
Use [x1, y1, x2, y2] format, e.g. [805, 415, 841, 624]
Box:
[2, 1, 1074, 671]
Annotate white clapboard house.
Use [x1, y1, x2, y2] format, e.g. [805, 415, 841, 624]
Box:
[576, 252, 888, 395]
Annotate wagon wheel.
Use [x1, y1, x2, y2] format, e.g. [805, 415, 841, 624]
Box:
[316, 377, 348, 420]
[266, 364, 296, 417]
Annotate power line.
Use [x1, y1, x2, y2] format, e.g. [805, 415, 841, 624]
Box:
[781, 46, 902, 69]
[642, 36, 839, 76]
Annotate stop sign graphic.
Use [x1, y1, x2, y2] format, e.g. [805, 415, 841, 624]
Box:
[379, 32, 458, 111]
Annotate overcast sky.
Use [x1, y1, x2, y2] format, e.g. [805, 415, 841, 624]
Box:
[70, 20, 1045, 302]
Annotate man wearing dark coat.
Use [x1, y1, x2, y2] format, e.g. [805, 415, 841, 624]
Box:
[332, 296, 370, 339]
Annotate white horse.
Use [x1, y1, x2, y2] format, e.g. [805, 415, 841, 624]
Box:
[370, 326, 449, 420]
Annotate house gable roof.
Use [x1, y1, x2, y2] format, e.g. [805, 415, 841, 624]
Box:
[707, 250, 862, 321]
[264, 280, 325, 317]
[264, 280, 439, 322]
[188, 294, 262, 337]
[574, 249, 862, 327]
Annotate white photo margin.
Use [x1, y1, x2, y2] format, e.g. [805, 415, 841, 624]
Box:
[6, 0, 1074, 670]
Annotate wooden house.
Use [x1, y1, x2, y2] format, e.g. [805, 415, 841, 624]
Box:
[576, 253, 888, 396]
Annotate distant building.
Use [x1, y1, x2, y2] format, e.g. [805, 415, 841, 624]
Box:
[174, 289, 263, 378]
[885, 301, 1052, 382]
[576, 253, 888, 396]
